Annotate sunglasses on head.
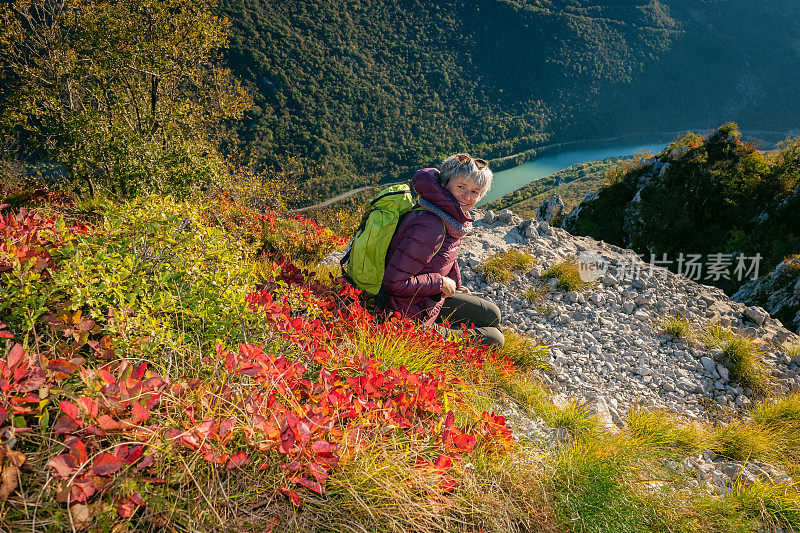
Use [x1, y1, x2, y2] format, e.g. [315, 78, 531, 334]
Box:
[456, 153, 488, 170]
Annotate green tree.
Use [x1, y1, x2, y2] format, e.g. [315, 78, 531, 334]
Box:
[0, 0, 250, 197]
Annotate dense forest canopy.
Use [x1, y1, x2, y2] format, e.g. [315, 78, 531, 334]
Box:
[218, 0, 800, 200]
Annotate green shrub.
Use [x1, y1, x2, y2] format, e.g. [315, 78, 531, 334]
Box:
[479, 249, 535, 282]
[48, 196, 260, 354]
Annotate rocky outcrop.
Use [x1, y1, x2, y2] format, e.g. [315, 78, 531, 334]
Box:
[535, 193, 564, 224]
[733, 257, 800, 334]
[458, 208, 800, 420]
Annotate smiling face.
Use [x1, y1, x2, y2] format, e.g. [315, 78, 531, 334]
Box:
[446, 175, 484, 214]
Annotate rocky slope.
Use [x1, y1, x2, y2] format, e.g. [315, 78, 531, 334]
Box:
[461, 208, 800, 423]
[733, 255, 800, 335]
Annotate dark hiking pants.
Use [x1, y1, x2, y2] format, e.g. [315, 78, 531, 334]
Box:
[434, 292, 504, 348]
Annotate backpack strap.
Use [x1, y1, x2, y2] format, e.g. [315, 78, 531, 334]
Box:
[410, 205, 447, 258]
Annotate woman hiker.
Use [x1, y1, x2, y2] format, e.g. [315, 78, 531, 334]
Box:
[380, 154, 504, 348]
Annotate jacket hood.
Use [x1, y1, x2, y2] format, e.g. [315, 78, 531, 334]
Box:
[412, 168, 473, 225]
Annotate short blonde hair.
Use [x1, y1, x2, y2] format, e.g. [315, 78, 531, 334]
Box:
[439, 153, 493, 194]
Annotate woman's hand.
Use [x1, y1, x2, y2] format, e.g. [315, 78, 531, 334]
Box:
[457, 285, 471, 294]
[441, 277, 457, 298]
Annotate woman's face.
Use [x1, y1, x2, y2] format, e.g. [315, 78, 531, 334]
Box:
[446, 175, 484, 214]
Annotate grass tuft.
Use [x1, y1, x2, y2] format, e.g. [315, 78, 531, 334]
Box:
[523, 281, 553, 316]
[541, 259, 592, 292]
[626, 406, 709, 455]
[787, 342, 800, 361]
[699, 481, 800, 532]
[547, 441, 680, 532]
[479, 249, 536, 282]
[711, 421, 780, 461]
[703, 324, 772, 397]
[498, 332, 551, 370]
[660, 314, 693, 340]
[345, 323, 441, 374]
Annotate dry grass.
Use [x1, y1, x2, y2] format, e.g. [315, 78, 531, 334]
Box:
[288, 436, 559, 533]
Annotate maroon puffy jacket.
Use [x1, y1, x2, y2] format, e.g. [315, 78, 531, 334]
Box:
[381, 168, 472, 325]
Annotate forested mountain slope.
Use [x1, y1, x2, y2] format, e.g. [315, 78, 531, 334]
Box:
[218, 0, 800, 198]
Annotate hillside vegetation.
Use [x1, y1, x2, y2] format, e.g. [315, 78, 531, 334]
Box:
[563, 123, 800, 298]
[2, 190, 800, 532]
[219, 0, 800, 200]
[2, 2, 800, 530]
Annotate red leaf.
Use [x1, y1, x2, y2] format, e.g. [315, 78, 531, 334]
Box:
[194, 419, 218, 439]
[310, 440, 335, 454]
[226, 452, 249, 470]
[97, 415, 122, 431]
[115, 444, 144, 465]
[225, 351, 236, 371]
[53, 414, 80, 435]
[69, 440, 89, 465]
[97, 369, 116, 385]
[0, 330, 13, 339]
[307, 463, 329, 484]
[70, 478, 96, 503]
[134, 454, 154, 472]
[290, 476, 325, 495]
[434, 455, 452, 471]
[77, 396, 98, 418]
[93, 453, 124, 476]
[75, 318, 95, 332]
[296, 422, 311, 444]
[116, 497, 138, 518]
[8, 343, 25, 370]
[449, 432, 476, 453]
[131, 401, 148, 424]
[443, 410, 455, 430]
[203, 450, 229, 464]
[48, 454, 78, 478]
[46, 358, 80, 375]
[131, 362, 147, 382]
[281, 487, 302, 506]
[218, 418, 235, 441]
[59, 401, 83, 426]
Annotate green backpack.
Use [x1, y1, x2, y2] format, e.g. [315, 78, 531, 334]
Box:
[340, 182, 444, 295]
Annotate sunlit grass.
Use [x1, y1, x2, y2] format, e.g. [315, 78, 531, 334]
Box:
[344, 324, 441, 374]
[499, 332, 551, 370]
[698, 481, 800, 532]
[546, 440, 684, 533]
[299, 435, 559, 533]
[703, 324, 772, 397]
[626, 406, 709, 455]
[479, 249, 536, 282]
[523, 281, 554, 316]
[661, 314, 693, 340]
[541, 259, 592, 292]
